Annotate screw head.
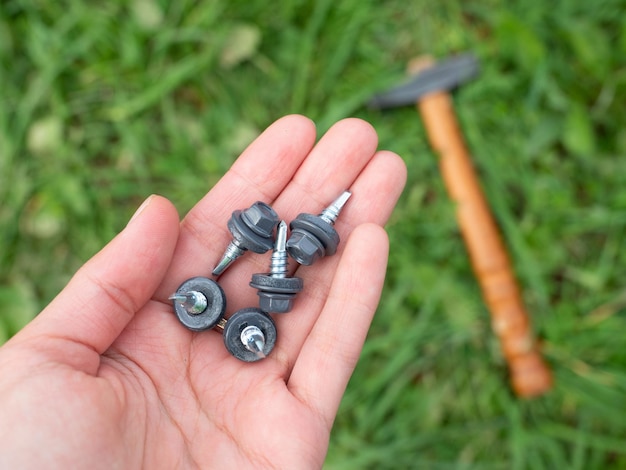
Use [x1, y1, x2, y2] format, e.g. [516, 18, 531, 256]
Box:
[171, 277, 226, 331]
[250, 274, 303, 313]
[286, 230, 325, 266]
[287, 213, 340, 265]
[240, 202, 279, 237]
[258, 292, 296, 314]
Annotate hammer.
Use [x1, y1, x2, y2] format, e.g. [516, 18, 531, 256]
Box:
[369, 54, 552, 398]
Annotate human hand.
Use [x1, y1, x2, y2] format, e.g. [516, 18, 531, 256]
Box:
[0, 115, 406, 468]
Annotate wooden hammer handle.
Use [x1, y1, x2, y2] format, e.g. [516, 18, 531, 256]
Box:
[418, 91, 552, 398]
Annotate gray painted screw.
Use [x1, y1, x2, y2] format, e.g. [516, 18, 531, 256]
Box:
[223, 307, 277, 362]
[250, 221, 303, 313]
[212, 201, 280, 276]
[286, 190, 351, 266]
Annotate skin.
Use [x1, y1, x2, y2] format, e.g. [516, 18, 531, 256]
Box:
[0, 115, 407, 469]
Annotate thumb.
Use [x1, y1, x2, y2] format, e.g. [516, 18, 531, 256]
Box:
[19, 195, 179, 355]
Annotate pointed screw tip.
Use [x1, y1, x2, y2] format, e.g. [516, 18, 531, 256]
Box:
[275, 220, 288, 250]
[241, 325, 267, 359]
[212, 256, 234, 276]
[212, 241, 246, 276]
[336, 190, 352, 205]
[253, 342, 266, 359]
[320, 190, 352, 224]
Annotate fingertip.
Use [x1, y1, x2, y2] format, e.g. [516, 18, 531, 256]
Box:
[126, 194, 179, 235]
[264, 114, 317, 145]
[376, 149, 408, 189]
[120, 196, 180, 290]
[328, 117, 379, 151]
[143, 194, 179, 220]
[337, 116, 377, 133]
[128, 195, 155, 225]
[347, 222, 389, 257]
[276, 114, 317, 131]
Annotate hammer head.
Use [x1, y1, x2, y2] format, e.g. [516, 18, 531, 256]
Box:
[368, 53, 479, 109]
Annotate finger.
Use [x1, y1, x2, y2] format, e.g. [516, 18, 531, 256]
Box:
[18, 195, 180, 357]
[155, 114, 317, 299]
[267, 149, 406, 368]
[287, 223, 389, 428]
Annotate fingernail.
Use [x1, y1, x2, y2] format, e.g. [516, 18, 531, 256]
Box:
[128, 195, 155, 226]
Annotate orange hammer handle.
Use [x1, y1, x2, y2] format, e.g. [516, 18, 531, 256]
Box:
[418, 91, 552, 398]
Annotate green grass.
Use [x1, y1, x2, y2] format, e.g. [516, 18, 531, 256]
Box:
[2, 0, 626, 468]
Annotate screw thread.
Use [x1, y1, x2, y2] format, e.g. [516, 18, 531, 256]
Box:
[319, 190, 352, 225]
[269, 221, 288, 278]
[270, 252, 288, 277]
[212, 240, 245, 276]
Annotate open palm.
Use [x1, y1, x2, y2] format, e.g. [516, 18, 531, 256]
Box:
[0, 116, 406, 469]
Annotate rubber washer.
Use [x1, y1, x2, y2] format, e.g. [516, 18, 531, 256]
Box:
[172, 277, 226, 332]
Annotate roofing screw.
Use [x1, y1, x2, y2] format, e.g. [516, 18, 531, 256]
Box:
[250, 220, 303, 313]
[212, 201, 280, 276]
[286, 190, 351, 266]
[223, 307, 277, 362]
[170, 277, 227, 331]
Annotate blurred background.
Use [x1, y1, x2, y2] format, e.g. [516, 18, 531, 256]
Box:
[1, 0, 625, 468]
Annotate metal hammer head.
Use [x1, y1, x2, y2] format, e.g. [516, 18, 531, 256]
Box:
[367, 53, 479, 109]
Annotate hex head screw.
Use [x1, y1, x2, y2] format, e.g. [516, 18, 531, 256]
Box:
[250, 220, 303, 313]
[170, 277, 227, 331]
[223, 307, 277, 362]
[286, 190, 351, 266]
[212, 201, 280, 276]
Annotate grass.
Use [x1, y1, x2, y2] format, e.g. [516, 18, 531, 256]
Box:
[2, 0, 626, 468]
